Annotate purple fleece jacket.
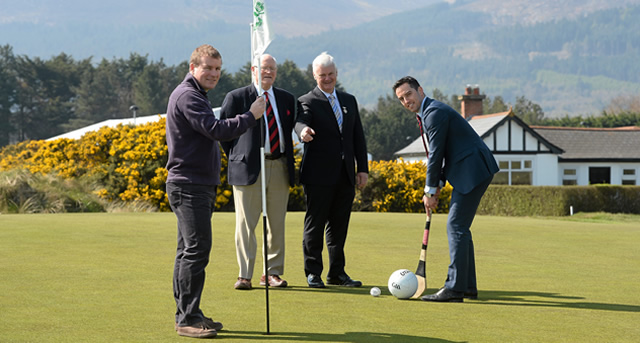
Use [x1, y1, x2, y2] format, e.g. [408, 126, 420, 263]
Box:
[165, 73, 257, 185]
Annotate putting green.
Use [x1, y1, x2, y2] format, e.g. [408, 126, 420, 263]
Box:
[1, 212, 638, 342]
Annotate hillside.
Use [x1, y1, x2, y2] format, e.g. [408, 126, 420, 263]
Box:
[1, 0, 639, 116]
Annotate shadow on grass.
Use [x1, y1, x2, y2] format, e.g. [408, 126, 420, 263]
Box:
[267, 287, 640, 313]
[218, 330, 464, 342]
[273, 285, 391, 296]
[471, 290, 640, 313]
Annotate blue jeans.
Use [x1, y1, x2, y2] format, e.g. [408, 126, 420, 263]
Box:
[166, 182, 217, 326]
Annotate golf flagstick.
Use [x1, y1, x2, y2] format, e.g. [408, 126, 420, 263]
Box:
[259, 144, 270, 334]
[256, 56, 270, 335]
[251, 0, 274, 332]
[411, 209, 431, 299]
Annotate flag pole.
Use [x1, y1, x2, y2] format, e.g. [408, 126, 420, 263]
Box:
[251, 13, 271, 334]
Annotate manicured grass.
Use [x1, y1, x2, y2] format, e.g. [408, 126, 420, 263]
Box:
[1, 212, 639, 342]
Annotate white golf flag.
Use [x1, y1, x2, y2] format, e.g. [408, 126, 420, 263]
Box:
[252, 0, 273, 60]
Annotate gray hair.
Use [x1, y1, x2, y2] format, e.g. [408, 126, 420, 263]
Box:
[312, 52, 336, 72]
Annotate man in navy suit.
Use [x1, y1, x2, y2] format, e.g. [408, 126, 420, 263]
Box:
[220, 54, 296, 290]
[393, 76, 499, 302]
[295, 52, 369, 288]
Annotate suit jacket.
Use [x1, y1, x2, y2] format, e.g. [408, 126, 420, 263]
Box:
[295, 87, 368, 186]
[220, 84, 296, 186]
[421, 97, 499, 194]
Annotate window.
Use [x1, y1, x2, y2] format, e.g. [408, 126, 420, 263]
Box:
[562, 168, 577, 186]
[492, 159, 533, 185]
[622, 168, 637, 185]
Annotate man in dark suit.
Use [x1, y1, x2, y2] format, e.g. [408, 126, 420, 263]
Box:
[295, 52, 369, 288]
[393, 76, 499, 302]
[220, 54, 296, 290]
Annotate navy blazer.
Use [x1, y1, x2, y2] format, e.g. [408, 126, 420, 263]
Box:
[220, 84, 297, 186]
[295, 87, 368, 186]
[421, 97, 499, 194]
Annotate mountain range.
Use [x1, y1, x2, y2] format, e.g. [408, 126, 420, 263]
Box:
[2, 0, 640, 117]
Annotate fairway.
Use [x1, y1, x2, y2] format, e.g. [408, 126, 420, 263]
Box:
[1, 212, 639, 342]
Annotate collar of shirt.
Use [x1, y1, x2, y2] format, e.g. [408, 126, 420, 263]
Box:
[417, 96, 428, 116]
[319, 88, 342, 111]
[254, 84, 275, 100]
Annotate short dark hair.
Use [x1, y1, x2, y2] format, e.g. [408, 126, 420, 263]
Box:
[393, 76, 421, 92]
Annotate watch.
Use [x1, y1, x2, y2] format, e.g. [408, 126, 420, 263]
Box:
[424, 191, 434, 198]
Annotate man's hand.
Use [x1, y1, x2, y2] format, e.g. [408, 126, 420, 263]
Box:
[423, 187, 440, 212]
[249, 97, 265, 120]
[356, 172, 368, 189]
[300, 126, 316, 142]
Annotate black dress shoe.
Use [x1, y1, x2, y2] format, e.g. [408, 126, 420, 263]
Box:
[307, 274, 325, 288]
[421, 287, 464, 302]
[326, 274, 362, 287]
[464, 290, 478, 299]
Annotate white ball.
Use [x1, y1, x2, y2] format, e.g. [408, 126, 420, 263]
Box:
[388, 269, 418, 299]
[370, 286, 381, 297]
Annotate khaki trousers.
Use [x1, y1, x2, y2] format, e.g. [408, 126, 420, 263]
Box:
[233, 157, 289, 279]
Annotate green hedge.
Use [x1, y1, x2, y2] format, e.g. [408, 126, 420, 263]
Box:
[478, 185, 640, 216]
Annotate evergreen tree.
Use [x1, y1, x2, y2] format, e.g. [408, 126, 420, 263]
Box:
[71, 58, 122, 129]
[514, 95, 545, 124]
[133, 61, 168, 115]
[362, 94, 420, 161]
[274, 60, 315, 98]
[0, 45, 17, 146]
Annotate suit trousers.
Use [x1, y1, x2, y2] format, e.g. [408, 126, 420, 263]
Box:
[166, 182, 217, 326]
[302, 164, 355, 279]
[444, 175, 493, 293]
[233, 157, 289, 279]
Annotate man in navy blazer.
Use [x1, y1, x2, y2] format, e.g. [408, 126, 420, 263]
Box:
[393, 76, 499, 302]
[220, 54, 296, 290]
[295, 52, 369, 288]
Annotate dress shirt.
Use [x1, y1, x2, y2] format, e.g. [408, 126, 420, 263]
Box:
[255, 84, 284, 154]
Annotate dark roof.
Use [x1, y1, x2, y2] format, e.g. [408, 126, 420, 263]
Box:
[532, 126, 640, 161]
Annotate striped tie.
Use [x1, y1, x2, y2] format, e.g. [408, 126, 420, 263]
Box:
[264, 92, 280, 156]
[329, 94, 343, 132]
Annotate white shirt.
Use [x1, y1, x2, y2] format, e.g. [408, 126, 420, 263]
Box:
[255, 84, 284, 154]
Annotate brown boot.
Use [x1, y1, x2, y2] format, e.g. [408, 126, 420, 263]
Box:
[176, 321, 217, 338]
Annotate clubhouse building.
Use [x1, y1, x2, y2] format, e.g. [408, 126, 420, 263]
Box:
[394, 86, 640, 186]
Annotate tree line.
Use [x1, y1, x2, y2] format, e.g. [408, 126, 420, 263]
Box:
[2, 44, 638, 161]
[0, 44, 321, 148]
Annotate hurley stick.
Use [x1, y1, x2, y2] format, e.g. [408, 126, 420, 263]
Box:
[411, 209, 431, 299]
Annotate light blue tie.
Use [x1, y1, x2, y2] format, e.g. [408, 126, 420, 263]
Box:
[329, 94, 343, 132]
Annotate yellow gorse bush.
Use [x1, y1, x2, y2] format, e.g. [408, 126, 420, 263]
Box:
[355, 158, 452, 213]
[0, 117, 172, 211]
[1, 118, 451, 213]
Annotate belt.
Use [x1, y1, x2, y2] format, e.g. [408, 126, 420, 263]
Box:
[265, 153, 282, 160]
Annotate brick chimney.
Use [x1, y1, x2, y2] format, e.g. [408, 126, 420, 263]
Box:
[458, 84, 485, 119]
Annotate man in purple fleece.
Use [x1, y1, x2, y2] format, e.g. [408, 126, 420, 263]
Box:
[165, 44, 264, 339]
